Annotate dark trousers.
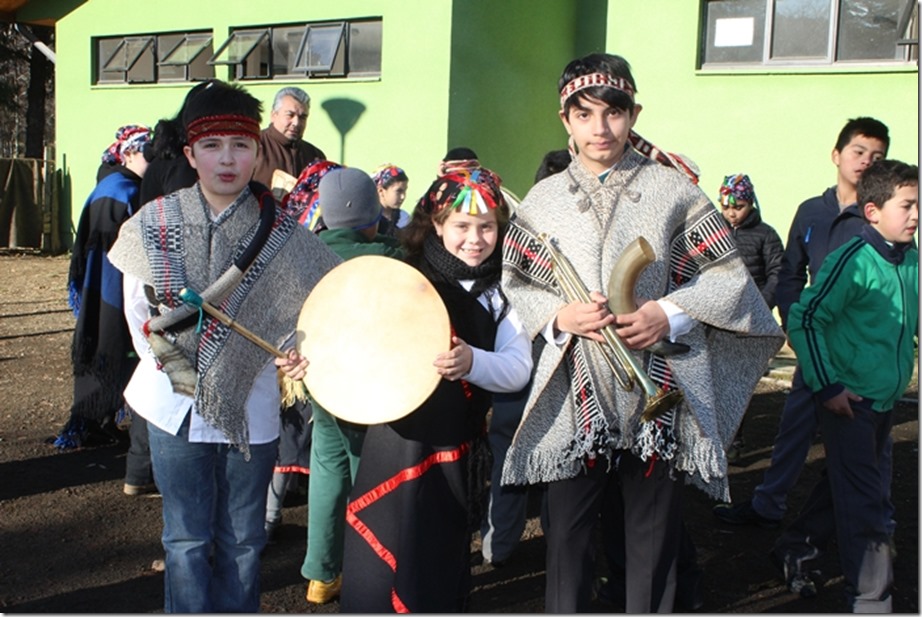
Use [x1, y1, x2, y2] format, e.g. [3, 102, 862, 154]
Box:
[480, 381, 531, 563]
[775, 401, 893, 612]
[543, 451, 682, 613]
[754, 369, 895, 534]
[125, 413, 153, 486]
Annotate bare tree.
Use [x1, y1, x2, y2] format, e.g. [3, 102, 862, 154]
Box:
[0, 23, 54, 160]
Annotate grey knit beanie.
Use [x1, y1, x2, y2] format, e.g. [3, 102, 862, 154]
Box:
[319, 167, 382, 230]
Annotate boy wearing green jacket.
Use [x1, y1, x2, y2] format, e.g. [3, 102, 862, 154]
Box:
[301, 167, 404, 605]
[777, 159, 918, 612]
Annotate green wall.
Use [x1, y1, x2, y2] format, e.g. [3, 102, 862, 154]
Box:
[445, 0, 607, 197]
[607, 0, 919, 241]
[55, 0, 456, 221]
[53, 0, 919, 237]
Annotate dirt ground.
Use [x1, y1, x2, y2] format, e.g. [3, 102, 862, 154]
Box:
[0, 252, 917, 614]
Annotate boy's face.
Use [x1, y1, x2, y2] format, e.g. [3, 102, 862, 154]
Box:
[720, 198, 753, 228]
[559, 95, 640, 176]
[865, 183, 919, 244]
[378, 180, 408, 209]
[184, 134, 259, 213]
[832, 134, 887, 190]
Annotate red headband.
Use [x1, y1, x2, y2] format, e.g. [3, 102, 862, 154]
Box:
[186, 114, 261, 146]
[559, 72, 635, 109]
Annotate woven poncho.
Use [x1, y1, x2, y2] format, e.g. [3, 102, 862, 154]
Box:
[109, 184, 341, 455]
[501, 149, 784, 500]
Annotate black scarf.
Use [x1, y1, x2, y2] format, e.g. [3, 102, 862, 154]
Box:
[419, 232, 506, 305]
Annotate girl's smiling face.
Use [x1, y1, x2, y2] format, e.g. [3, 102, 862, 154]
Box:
[434, 208, 499, 268]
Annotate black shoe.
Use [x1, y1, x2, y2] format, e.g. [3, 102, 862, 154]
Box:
[712, 501, 781, 529]
[770, 549, 819, 598]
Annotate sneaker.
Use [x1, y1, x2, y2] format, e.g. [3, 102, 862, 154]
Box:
[306, 575, 342, 604]
[123, 482, 158, 496]
[770, 549, 818, 598]
[712, 501, 781, 529]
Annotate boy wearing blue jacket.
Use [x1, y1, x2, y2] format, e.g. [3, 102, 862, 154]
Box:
[777, 159, 918, 612]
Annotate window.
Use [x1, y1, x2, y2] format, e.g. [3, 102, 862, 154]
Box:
[701, 0, 918, 67]
[158, 33, 214, 82]
[94, 32, 215, 84]
[209, 18, 382, 80]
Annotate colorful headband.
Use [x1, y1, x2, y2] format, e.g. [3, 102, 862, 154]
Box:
[282, 159, 343, 229]
[101, 124, 152, 166]
[186, 114, 261, 146]
[439, 158, 481, 176]
[371, 164, 407, 188]
[719, 173, 758, 208]
[559, 72, 635, 109]
[417, 166, 504, 217]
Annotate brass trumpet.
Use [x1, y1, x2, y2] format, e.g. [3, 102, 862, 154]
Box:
[537, 233, 683, 422]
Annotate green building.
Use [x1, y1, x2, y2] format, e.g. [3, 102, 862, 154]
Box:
[10, 0, 919, 243]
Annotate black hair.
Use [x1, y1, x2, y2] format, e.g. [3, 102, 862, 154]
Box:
[534, 149, 571, 183]
[558, 53, 636, 116]
[443, 147, 478, 161]
[181, 80, 262, 130]
[147, 79, 222, 161]
[857, 159, 918, 220]
[835, 117, 890, 154]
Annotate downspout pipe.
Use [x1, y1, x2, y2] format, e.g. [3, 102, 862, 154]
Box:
[13, 23, 56, 64]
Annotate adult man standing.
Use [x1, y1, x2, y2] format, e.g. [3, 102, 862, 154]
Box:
[253, 86, 326, 188]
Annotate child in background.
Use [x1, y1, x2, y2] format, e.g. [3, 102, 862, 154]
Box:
[56, 125, 152, 457]
[264, 158, 345, 542]
[339, 164, 532, 612]
[712, 120, 892, 587]
[777, 159, 918, 611]
[371, 163, 410, 237]
[300, 167, 405, 605]
[717, 173, 784, 463]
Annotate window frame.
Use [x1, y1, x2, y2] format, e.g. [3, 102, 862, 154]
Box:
[700, 0, 918, 69]
[93, 31, 215, 85]
[209, 18, 382, 81]
[292, 22, 346, 74]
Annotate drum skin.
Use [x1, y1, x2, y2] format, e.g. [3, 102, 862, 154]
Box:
[297, 255, 450, 424]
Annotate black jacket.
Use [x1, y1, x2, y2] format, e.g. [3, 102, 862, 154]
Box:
[726, 207, 784, 309]
[775, 187, 864, 328]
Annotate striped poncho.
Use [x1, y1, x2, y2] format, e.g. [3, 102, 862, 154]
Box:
[501, 149, 784, 500]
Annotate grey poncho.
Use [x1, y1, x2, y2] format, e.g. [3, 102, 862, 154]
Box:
[501, 150, 784, 500]
[109, 184, 342, 455]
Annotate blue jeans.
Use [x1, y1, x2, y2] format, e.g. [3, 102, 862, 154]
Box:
[149, 417, 278, 613]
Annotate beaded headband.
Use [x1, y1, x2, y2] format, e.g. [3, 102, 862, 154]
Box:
[186, 114, 261, 146]
[418, 166, 504, 217]
[559, 72, 635, 109]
